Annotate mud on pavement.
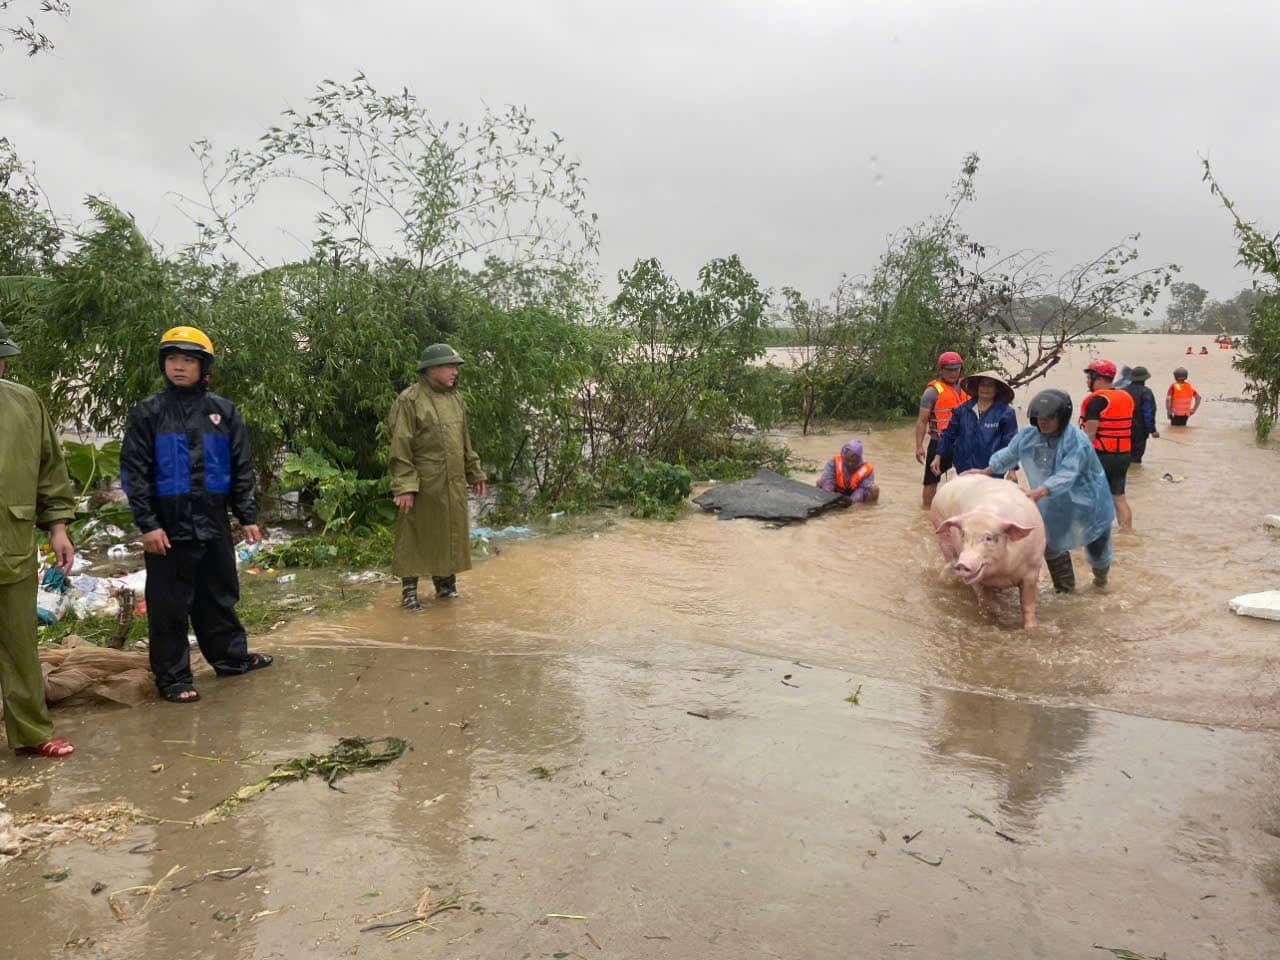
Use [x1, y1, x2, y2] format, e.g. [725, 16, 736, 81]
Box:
[3, 637, 1278, 959]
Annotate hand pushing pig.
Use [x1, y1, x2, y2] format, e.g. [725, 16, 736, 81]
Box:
[930, 473, 1047, 629]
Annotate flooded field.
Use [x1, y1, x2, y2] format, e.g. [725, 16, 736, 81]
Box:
[3, 334, 1277, 959]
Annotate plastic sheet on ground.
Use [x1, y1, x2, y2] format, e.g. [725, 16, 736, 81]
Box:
[39, 635, 154, 707]
[692, 468, 848, 522]
[235, 527, 292, 567]
[469, 525, 533, 540]
[40, 567, 147, 622]
[1228, 590, 1280, 622]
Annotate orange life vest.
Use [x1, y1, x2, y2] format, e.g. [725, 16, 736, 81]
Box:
[1079, 388, 1134, 454]
[1169, 381, 1195, 416]
[832, 456, 873, 494]
[928, 380, 969, 436]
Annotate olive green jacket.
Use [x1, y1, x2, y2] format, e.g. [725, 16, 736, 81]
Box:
[0, 379, 76, 584]
[387, 378, 484, 578]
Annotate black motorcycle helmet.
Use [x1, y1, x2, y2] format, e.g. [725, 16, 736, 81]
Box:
[1028, 389, 1073, 436]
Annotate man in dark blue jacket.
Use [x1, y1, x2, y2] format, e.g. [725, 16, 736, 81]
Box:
[1121, 366, 1159, 464]
[120, 327, 273, 703]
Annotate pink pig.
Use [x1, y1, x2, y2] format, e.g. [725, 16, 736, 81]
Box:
[930, 474, 1047, 629]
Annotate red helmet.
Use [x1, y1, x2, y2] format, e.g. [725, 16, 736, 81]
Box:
[1084, 359, 1116, 380]
[936, 351, 963, 369]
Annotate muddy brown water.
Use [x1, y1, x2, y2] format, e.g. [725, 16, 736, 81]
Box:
[3, 335, 1278, 958]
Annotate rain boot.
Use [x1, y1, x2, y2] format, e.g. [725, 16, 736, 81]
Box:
[1045, 552, 1075, 594]
[433, 575, 458, 599]
[1092, 565, 1109, 589]
[401, 577, 422, 611]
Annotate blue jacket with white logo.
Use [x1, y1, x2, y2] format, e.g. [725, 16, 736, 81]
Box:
[120, 384, 256, 541]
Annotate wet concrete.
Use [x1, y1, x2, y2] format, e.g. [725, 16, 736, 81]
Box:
[3, 335, 1279, 958]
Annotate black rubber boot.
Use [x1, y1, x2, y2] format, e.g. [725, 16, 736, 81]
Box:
[1092, 565, 1109, 588]
[401, 577, 422, 611]
[1045, 553, 1075, 594]
[432, 575, 458, 599]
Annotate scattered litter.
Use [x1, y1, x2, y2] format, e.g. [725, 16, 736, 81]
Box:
[1264, 514, 1280, 532]
[91, 881, 106, 895]
[1160, 473, 1186, 483]
[42, 868, 70, 882]
[170, 864, 252, 891]
[780, 679, 799, 688]
[360, 890, 465, 942]
[901, 849, 943, 867]
[546, 913, 587, 920]
[903, 830, 922, 844]
[469, 525, 533, 540]
[1228, 590, 1280, 621]
[1092, 947, 1168, 960]
[844, 684, 862, 706]
[195, 736, 408, 827]
[420, 793, 448, 808]
[685, 710, 710, 720]
[275, 574, 296, 584]
[108, 864, 183, 921]
[1120, 770, 1133, 780]
[106, 544, 131, 559]
[343, 570, 390, 583]
[994, 830, 1021, 844]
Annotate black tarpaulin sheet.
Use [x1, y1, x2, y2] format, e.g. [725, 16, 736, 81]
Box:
[692, 469, 848, 521]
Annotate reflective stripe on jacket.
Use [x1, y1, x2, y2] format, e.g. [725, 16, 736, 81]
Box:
[928, 380, 969, 436]
[832, 457, 873, 494]
[1169, 382, 1196, 416]
[1079, 389, 1134, 454]
[120, 384, 256, 540]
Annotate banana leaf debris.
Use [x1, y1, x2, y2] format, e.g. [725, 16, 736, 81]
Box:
[196, 736, 408, 827]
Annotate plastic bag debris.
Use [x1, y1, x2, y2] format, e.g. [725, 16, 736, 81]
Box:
[469, 525, 533, 541]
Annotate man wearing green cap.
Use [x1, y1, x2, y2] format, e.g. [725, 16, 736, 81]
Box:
[0, 322, 77, 757]
[387, 343, 486, 609]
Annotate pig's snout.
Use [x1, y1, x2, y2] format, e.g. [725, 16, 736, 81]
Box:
[953, 555, 985, 583]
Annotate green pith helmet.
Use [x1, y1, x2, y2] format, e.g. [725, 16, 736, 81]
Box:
[0, 321, 20, 358]
[417, 342, 465, 371]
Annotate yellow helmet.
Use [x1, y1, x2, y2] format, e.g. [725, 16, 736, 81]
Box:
[159, 326, 214, 360]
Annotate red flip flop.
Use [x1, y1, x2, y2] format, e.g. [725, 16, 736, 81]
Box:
[16, 738, 75, 759]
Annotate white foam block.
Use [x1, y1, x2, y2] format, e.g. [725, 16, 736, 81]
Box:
[1229, 591, 1280, 621]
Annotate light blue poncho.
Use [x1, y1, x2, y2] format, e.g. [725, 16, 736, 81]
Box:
[988, 423, 1115, 555]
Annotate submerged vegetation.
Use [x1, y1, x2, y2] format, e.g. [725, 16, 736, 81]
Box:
[1203, 162, 1280, 442]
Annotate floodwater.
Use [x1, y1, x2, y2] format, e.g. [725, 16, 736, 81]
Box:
[3, 334, 1278, 959]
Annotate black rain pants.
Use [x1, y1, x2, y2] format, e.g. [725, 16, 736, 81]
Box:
[144, 528, 251, 691]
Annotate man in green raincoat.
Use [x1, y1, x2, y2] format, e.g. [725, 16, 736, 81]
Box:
[0, 322, 77, 758]
[388, 343, 486, 609]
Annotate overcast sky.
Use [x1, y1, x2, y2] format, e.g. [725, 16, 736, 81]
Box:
[3, 0, 1277, 308]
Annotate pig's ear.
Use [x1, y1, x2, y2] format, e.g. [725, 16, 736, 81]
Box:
[935, 514, 965, 536]
[1003, 521, 1035, 541]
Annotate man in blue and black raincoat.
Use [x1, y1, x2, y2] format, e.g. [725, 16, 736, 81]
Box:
[120, 326, 273, 703]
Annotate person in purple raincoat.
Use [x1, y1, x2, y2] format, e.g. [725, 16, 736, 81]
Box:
[816, 439, 879, 504]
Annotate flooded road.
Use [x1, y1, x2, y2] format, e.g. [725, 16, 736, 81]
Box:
[3, 335, 1278, 958]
